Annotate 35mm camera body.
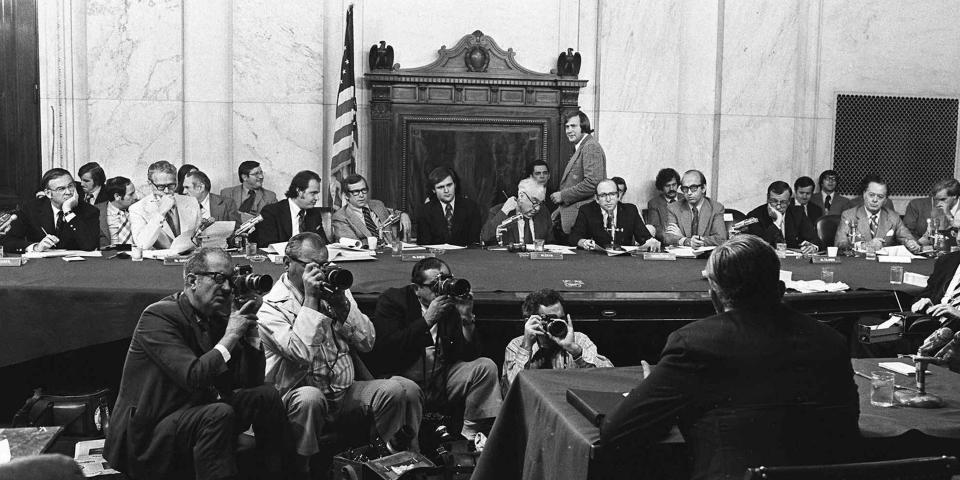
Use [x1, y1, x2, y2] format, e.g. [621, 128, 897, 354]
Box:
[538, 314, 568, 338]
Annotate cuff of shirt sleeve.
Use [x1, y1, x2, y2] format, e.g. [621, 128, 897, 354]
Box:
[214, 343, 231, 363]
[63, 212, 76, 222]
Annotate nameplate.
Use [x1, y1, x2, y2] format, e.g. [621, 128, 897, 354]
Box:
[877, 256, 912, 264]
[641, 252, 676, 261]
[904, 272, 928, 288]
[810, 256, 840, 264]
[0, 257, 26, 267]
[401, 253, 436, 262]
[530, 252, 563, 260]
[162, 256, 190, 265]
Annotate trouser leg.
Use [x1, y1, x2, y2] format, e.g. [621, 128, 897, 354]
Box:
[281, 386, 330, 457]
[442, 358, 502, 439]
[165, 402, 237, 480]
[340, 377, 424, 450]
[230, 385, 289, 477]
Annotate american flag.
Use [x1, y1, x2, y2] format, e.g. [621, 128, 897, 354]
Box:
[330, 4, 357, 198]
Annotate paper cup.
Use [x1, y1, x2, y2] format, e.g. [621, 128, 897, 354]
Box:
[827, 246, 838, 257]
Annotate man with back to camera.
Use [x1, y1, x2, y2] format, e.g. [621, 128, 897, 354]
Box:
[480, 177, 553, 245]
[182, 170, 241, 225]
[745, 181, 822, 254]
[903, 178, 960, 244]
[600, 235, 860, 479]
[256, 170, 330, 247]
[569, 179, 660, 252]
[220, 161, 278, 215]
[501, 288, 612, 394]
[793, 176, 823, 224]
[361, 258, 502, 441]
[663, 169, 727, 247]
[96, 176, 139, 247]
[78, 162, 110, 205]
[551, 111, 607, 235]
[331, 173, 411, 243]
[105, 247, 289, 479]
[257, 233, 422, 476]
[646, 168, 681, 242]
[129, 160, 203, 250]
[810, 169, 851, 216]
[415, 166, 482, 246]
[1, 168, 100, 253]
[834, 175, 920, 254]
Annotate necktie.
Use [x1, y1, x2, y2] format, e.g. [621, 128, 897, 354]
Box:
[869, 214, 879, 238]
[238, 189, 256, 213]
[524, 219, 535, 243]
[85, 193, 94, 204]
[165, 206, 181, 237]
[362, 207, 381, 240]
[605, 214, 614, 244]
[297, 209, 307, 234]
[444, 203, 453, 232]
[198, 199, 208, 219]
[691, 206, 700, 236]
[118, 211, 132, 245]
[56, 211, 65, 235]
[824, 194, 832, 212]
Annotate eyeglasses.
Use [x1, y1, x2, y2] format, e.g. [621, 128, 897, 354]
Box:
[347, 188, 369, 196]
[287, 256, 328, 267]
[150, 180, 178, 192]
[596, 192, 619, 200]
[679, 184, 702, 193]
[767, 199, 791, 207]
[518, 191, 541, 209]
[194, 271, 233, 285]
[48, 183, 77, 194]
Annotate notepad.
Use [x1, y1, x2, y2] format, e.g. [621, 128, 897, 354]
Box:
[879, 361, 930, 376]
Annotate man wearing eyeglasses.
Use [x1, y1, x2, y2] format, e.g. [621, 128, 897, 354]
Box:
[835, 175, 920, 253]
[1, 168, 100, 253]
[744, 181, 822, 254]
[810, 170, 852, 216]
[257, 233, 422, 475]
[105, 247, 289, 479]
[569, 179, 660, 251]
[332, 174, 411, 243]
[481, 177, 552, 245]
[664, 170, 728, 247]
[220, 161, 278, 216]
[129, 160, 203, 250]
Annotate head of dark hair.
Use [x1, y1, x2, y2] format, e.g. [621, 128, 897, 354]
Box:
[524, 160, 549, 178]
[103, 176, 132, 202]
[176, 164, 199, 194]
[40, 168, 73, 190]
[794, 176, 815, 191]
[521, 289, 565, 317]
[932, 178, 960, 197]
[78, 162, 106, 187]
[858, 174, 886, 195]
[238, 161, 261, 183]
[285, 232, 327, 259]
[611, 176, 627, 192]
[340, 173, 367, 193]
[410, 257, 450, 285]
[655, 168, 681, 190]
[767, 181, 792, 197]
[426, 166, 461, 201]
[183, 247, 231, 280]
[285, 170, 321, 199]
[706, 235, 783, 311]
[818, 170, 839, 189]
[186, 170, 212, 192]
[566, 111, 593, 134]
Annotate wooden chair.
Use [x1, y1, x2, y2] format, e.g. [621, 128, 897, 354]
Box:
[817, 214, 841, 247]
[744, 455, 959, 480]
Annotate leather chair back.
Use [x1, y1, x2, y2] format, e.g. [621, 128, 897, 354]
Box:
[817, 214, 841, 247]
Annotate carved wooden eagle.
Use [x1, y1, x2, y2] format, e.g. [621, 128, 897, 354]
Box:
[369, 41, 394, 71]
[557, 48, 581, 76]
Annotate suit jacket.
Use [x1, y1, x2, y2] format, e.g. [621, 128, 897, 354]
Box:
[361, 285, 480, 378]
[601, 304, 860, 480]
[0, 197, 100, 252]
[104, 293, 265, 480]
[219, 184, 278, 215]
[663, 197, 728, 246]
[646, 194, 676, 242]
[834, 206, 916, 250]
[480, 203, 553, 244]
[129, 194, 203, 250]
[745, 204, 823, 249]
[568, 201, 651, 247]
[415, 196, 482, 246]
[918, 251, 960, 307]
[902, 196, 945, 239]
[794, 200, 824, 225]
[810, 191, 852, 216]
[556, 134, 607, 233]
[331, 199, 400, 242]
[255, 199, 330, 247]
[85, 187, 110, 206]
[206, 193, 241, 225]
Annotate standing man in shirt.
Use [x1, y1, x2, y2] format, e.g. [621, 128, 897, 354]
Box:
[182, 171, 241, 225]
[792, 176, 823, 224]
[1, 168, 100, 253]
[550, 111, 607, 236]
[835, 175, 920, 253]
[220, 161, 278, 215]
[415, 166, 482, 246]
[664, 170, 727, 247]
[257, 170, 330, 246]
[811, 170, 851, 216]
[96, 176, 139, 247]
[129, 161, 203, 250]
[646, 168, 681, 242]
[331, 174, 411, 243]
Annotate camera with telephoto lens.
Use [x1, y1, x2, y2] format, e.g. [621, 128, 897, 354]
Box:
[539, 314, 568, 338]
[431, 273, 471, 297]
[319, 264, 353, 292]
[231, 264, 273, 299]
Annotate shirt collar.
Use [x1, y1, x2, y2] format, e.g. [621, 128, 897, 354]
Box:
[441, 197, 456, 211]
[288, 199, 304, 218]
[574, 134, 588, 151]
[50, 202, 62, 218]
[280, 272, 304, 306]
[199, 195, 211, 214]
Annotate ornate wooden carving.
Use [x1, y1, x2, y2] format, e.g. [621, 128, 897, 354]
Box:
[365, 31, 588, 214]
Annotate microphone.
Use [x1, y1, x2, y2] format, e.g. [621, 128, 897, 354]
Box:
[497, 212, 525, 229]
[731, 217, 758, 231]
[191, 217, 217, 245]
[919, 327, 954, 358]
[234, 214, 263, 237]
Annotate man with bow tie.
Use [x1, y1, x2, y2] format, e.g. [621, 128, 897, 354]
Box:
[129, 160, 203, 250]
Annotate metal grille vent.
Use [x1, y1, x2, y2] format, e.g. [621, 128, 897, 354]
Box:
[834, 94, 957, 197]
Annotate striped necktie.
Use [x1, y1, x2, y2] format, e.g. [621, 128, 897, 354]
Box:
[362, 207, 381, 240]
[869, 214, 879, 238]
[118, 210, 132, 244]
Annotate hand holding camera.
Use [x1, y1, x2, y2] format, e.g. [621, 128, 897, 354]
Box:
[424, 295, 455, 328]
[226, 298, 261, 338]
[522, 315, 546, 348]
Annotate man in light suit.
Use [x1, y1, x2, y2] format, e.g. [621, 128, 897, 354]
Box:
[331, 174, 410, 243]
[550, 111, 606, 235]
[182, 171, 241, 225]
[481, 177, 553, 245]
[646, 168, 681, 242]
[257, 170, 330, 246]
[664, 170, 728, 247]
[96, 176, 139, 247]
[810, 169, 852, 216]
[569, 179, 660, 251]
[835, 175, 920, 253]
[220, 161, 278, 215]
[903, 178, 960, 243]
[129, 160, 203, 250]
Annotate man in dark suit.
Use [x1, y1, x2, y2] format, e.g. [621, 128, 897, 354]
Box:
[793, 175, 823, 224]
[415, 166, 481, 246]
[663, 170, 727, 247]
[903, 178, 960, 243]
[911, 250, 960, 327]
[646, 168, 681, 242]
[481, 177, 552, 245]
[550, 111, 607, 234]
[810, 169, 852, 216]
[745, 181, 822, 254]
[104, 247, 289, 480]
[569, 179, 660, 251]
[601, 235, 860, 479]
[78, 162, 111, 205]
[96, 176, 139, 247]
[362, 258, 501, 442]
[2, 168, 100, 253]
[219, 161, 278, 215]
[256, 170, 330, 246]
[182, 171, 241, 224]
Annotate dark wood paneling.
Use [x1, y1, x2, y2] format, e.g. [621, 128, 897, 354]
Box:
[0, 0, 40, 210]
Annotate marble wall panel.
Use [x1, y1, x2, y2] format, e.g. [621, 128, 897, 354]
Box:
[233, 103, 325, 196]
[597, 111, 679, 207]
[716, 115, 801, 212]
[184, 102, 233, 192]
[676, 114, 716, 170]
[678, 1, 720, 116]
[233, 0, 323, 103]
[184, 0, 231, 102]
[87, 100, 183, 183]
[86, 0, 182, 101]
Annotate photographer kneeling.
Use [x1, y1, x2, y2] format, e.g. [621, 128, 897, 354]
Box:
[501, 289, 613, 394]
[363, 258, 502, 442]
[257, 232, 422, 477]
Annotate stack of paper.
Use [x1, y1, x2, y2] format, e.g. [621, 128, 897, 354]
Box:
[23, 250, 102, 259]
[665, 246, 715, 258]
[787, 279, 850, 293]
